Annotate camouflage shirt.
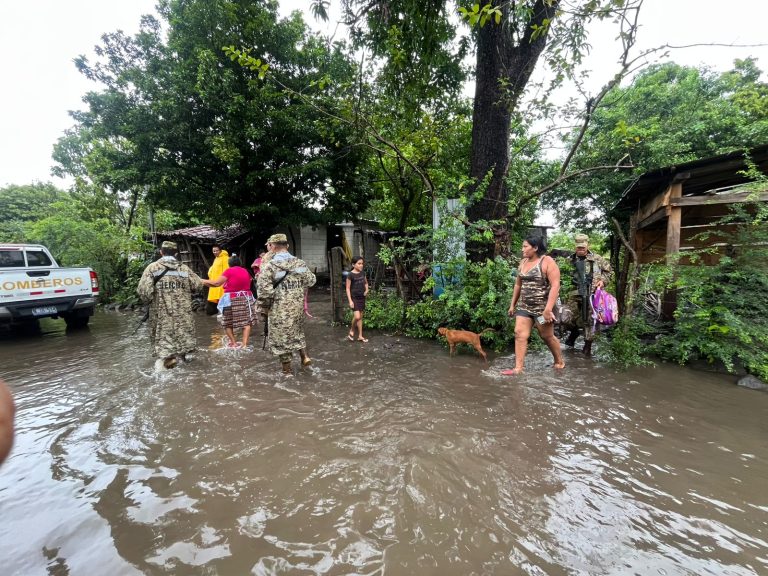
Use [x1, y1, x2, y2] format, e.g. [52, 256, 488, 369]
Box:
[137, 256, 203, 358]
[256, 252, 316, 356]
[569, 251, 612, 296]
[566, 251, 613, 337]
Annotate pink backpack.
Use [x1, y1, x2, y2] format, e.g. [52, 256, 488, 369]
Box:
[591, 288, 619, 327]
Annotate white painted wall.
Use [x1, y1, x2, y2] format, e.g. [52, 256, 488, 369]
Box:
[298, 225, 328, 273]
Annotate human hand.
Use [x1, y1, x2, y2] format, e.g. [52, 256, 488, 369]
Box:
[543, 309, 555, 323]
[596, 280, 604, 289]
[349, 301, 354, 309]
[0, 380, 15, 466]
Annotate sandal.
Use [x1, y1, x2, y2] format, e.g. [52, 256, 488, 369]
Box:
[347, 333, 355, 341]
[357, 337, 369, 343]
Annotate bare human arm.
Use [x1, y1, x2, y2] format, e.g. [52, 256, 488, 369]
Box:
[202, 274, 226, 288]
[508, 273, 522, 316]
[346, 276, 354, 308]
[542, 256, 561, 323]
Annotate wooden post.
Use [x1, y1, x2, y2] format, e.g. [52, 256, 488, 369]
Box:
[663, 182, 683, 319]
[665, 182, 683, 264]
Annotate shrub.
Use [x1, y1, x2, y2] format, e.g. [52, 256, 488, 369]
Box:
[598, 314, 655, 370]
[363, 257, 520, 350]
[652, 216, 768, 379]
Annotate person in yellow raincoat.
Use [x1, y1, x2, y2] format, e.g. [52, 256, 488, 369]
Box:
[205, 244, 229, 315]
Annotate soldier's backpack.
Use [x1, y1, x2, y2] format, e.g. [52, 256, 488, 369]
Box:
[591, 288, 618, 327]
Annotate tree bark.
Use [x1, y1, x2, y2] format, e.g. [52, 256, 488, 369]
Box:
[466, 0, 559, 261]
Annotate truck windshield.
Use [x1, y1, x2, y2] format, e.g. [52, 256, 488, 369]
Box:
[26, 250, 53, 267]
[0, 250, 25, 268]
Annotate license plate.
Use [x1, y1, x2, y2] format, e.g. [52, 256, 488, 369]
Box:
[32, 306, 58, 316]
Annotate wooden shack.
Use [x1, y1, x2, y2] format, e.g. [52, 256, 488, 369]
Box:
[614, 145, 768, 316]
[156, 221, 387, 285]
[156, 224, 251, 278]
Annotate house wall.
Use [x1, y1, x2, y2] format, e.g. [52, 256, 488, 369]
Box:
[337, 223, 356, 257]
[298, 225, 328, 273]
[271, 223, 385, 275]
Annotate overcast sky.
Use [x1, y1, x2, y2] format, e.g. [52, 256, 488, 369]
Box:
[1, 0, 766, 188]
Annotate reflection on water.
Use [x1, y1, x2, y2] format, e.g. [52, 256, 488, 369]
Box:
[1, 295, 767, 575]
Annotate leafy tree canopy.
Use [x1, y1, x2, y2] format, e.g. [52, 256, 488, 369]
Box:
[322, 0, 643, 259]
[0, 183, 145, 300]
[0, 183, 67, 223]
[54, 0, 372, 233]
[547, 59, 768, 231]
[0, 183, 69, 242]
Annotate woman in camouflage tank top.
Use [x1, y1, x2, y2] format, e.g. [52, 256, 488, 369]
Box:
[504, 235, 565, 375]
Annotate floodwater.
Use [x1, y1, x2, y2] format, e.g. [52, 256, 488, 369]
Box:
[1, 292, 767, 576]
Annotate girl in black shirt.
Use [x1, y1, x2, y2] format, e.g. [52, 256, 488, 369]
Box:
[346, 256, 369, 342]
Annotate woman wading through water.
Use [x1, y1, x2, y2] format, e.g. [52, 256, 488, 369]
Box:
[504, 235, 565, 375]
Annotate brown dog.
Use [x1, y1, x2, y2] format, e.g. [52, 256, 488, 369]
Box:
[437, 327, 495, 362]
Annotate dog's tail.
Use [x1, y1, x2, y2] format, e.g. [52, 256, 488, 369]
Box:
[479, 328, 495, 337]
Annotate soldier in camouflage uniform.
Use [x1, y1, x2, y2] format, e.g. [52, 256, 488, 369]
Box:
[137, 241, 203, 369]
[256, 234, 317, 375]
[563, 233, 612, 357]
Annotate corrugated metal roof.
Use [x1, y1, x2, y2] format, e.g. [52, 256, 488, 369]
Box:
[614, 144, 768, 211]
[159, 224, 249, 243]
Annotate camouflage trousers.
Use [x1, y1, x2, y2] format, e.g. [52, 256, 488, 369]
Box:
[266, 304, 307, 357]
[564, 296, 596, 341]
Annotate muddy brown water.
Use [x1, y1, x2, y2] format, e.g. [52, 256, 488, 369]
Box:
[1, 292, 767, 575]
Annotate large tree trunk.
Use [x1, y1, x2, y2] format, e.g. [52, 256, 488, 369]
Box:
[466, 0, 559, 261]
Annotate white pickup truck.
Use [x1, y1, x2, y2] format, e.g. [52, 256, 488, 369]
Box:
[0, 244, 99, 329]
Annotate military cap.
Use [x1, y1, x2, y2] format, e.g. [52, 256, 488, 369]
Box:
[161, 240, 178, 250]
[266, 233, 288, 244]
[574, 234, 589, 248]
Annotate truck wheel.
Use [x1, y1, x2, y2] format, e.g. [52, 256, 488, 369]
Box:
[15, 319, 41, 335]
[64, 314, 90, 329]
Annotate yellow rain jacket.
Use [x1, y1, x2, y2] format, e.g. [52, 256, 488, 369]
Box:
[207, 249, 230, 303]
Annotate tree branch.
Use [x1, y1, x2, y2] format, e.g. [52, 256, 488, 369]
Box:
[252, 66, 436, 200]
[611, 216, 636, 264]
[507, 161, 633, 222]
[560, 1, 642, 177]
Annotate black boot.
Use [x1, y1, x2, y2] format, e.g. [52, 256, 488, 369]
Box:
[582, 340, 593, 357]
[565, 330, 579, 347]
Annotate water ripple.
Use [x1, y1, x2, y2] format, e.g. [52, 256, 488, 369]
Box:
[0, 309, 766, 575]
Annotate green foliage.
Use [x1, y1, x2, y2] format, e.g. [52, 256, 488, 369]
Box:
[551, 60, 768, 231]
[547, 229, 609, 255]
[652, 215, 768, 379]
[0, 183, 68, 241]
[458, 3, 503, 27]
[363, 257, 517, 349]
[354, 290, 407, 333]
[54, 0, 371, 232]
[111, 256, 150, 305]
[27, 201, 145, 300]
[597, 315, 655, 370]
[363, 104, 473, 232]
[0, 183, 149, 303]
[336, 0, 640, 255]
